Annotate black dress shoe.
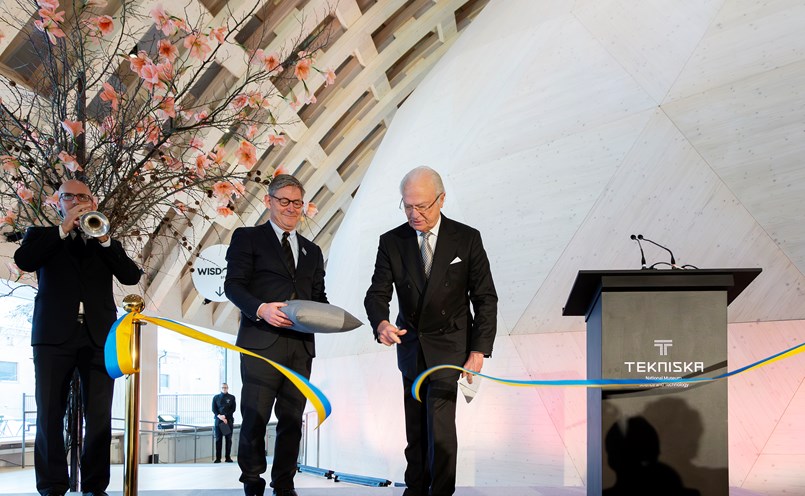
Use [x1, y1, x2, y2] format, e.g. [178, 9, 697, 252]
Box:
[82, 492, 109, 496]
[225, 457, 234, 462]
[243, 479, 266, 496]
[272, 490, 298, 496]
[214, 458, 221, 463]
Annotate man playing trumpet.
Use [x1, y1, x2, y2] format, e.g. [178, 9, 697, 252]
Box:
[14, 179, 142, 496]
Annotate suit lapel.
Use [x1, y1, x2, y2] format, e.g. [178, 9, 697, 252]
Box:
[260, 223, 294, 276]
[401, 226, 426, 293]
[422, 217, 457, 304]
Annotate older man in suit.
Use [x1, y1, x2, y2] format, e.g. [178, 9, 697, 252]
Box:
[14, 179, 142, 496]
[225, 175, 327, 496]
[365, 166, 498, 496]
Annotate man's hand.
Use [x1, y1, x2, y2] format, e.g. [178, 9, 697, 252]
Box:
[217, 414, 227, 424]
[461, 351, 485, 384]
[257, 302, 292, 328]
[60, 202, 92, 234]
[377, 320, 407, 346]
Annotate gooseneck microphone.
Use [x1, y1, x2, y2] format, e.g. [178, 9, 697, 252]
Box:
[630, 234, 647, 269]
[638, 234, 678, 269]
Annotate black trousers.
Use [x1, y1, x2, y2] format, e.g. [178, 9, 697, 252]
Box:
[33, 322, 114, 495]
[238, 336, 312, 491]
[214, 420, 233, 459]
[401, 372, 459, 496]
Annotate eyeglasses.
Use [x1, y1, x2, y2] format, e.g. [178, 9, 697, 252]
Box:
[270, 195, 304, 209]
[59, 193, 92, 202]
[399, 193, 442, 214]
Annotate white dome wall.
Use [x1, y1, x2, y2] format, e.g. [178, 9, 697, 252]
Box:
[310, 0, 805, 492]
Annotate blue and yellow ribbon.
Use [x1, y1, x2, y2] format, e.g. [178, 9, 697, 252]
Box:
[412, 340, 805, 402]
[105, 312, 331, 427]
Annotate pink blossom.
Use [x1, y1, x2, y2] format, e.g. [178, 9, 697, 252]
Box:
[208, 145, 225, 165]
[34, 17, 66, 45]
[58, 151, 82, 171]
[262, 51, 283, 73]
[16, 185, 34, 203]
[294, 57, 312, 81]
[38, 7, 64, 23]
[246, 125, 258, 140]
[173, 18, 191, 33]
[230, 94, 248, 112]
[272, 164, 286, 177]
[184, 34, 211, 61]
[1, 155, 21, 172]
[247, 91, 266, 109]
[193, 154, 210, 177]
[195, 110, 209, 122]
[2, 209, 17, 225]
[189, 137, 205, 150]
[158, 97, 176, 119]
[44, 192, 60, 208]
[236, 140, 257, 169]
[94, 15, 114, 36]
[172, 200, 187, 213]
[157, 60, 173, 83]
[150, 5, 175, 36]
[212, 181, 235, 199]
[268, 133, 287, 147]
[216, 206, 233, 217]
[158, 39, 178, 62]
[0, 30, 5, 43]
[99, 82, 119, 110]
[209, 26, 226, 44]
[139, 62, 161, 87]
[144, 160, 156, 170]
[304, 201, 318, 219]
[85, 0, 108, 8]
[323, 68, 336, 86]
[61, 120, 84, 138]
[37, 0, 59, 9]
[129, 51, 150, 74]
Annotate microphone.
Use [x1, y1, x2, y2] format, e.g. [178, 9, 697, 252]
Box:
[638, 234, 678, 269]
[630, 234, 647, 269]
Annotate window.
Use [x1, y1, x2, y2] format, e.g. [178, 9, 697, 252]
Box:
[0, 361, 18, 381]
[160, 374, 170, 389]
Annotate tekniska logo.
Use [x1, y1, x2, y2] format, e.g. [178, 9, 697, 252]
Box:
[654, 339, 673, 356]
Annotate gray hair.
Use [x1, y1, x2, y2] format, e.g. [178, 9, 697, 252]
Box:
[269, 174, 305, 196]
[399, 166, 445, 195]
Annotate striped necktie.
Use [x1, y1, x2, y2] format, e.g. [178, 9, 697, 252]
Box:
[421, 231, 433, 278]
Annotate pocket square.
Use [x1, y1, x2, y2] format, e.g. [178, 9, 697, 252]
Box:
[450, 257, 462, 265]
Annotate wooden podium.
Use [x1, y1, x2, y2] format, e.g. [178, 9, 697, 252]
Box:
[563, 269, 760, 496]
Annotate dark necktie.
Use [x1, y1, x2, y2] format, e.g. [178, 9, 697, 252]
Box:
[282, 231, 295, 276]
[421, 231, 433, 278]
[69, 232, 86, 258]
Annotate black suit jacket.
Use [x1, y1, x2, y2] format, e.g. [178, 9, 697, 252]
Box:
[365, 215, 497, 380]
[14, 226, 142, 347]
[224, 222, 327, 356]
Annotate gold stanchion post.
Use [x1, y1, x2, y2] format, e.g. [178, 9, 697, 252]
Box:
[122, 294, 145, 496]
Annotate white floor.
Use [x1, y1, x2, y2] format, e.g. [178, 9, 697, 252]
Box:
[0, 463, 767, 495]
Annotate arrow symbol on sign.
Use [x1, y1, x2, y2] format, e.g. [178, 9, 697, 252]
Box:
[215, 287, 225, 297]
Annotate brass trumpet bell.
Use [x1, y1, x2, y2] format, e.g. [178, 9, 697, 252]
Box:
[79, 211, 110, 237]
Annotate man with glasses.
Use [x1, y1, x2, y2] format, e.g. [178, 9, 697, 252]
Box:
[365, 166, 498, 496]
[225, 175, 327, 496]
[14, 179, 142, 496]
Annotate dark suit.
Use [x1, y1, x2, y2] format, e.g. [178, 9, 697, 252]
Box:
[365, 215, 497, 496]
[14, 226, 141, 495]
[212, 392, 237, 460]
[225, 222, 327, 492]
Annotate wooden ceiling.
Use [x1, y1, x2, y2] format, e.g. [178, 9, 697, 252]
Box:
[0, 0, 490, 330]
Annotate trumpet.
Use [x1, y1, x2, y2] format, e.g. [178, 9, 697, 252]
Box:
[79, 211, 110, 237]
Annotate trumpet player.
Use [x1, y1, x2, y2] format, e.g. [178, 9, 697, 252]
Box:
[14, 179, 142, 496]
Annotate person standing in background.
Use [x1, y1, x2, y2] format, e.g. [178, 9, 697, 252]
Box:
[212, 383, 236, 463]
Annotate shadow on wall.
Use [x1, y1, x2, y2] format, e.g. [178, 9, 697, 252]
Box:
[604, 397, 726, 495]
